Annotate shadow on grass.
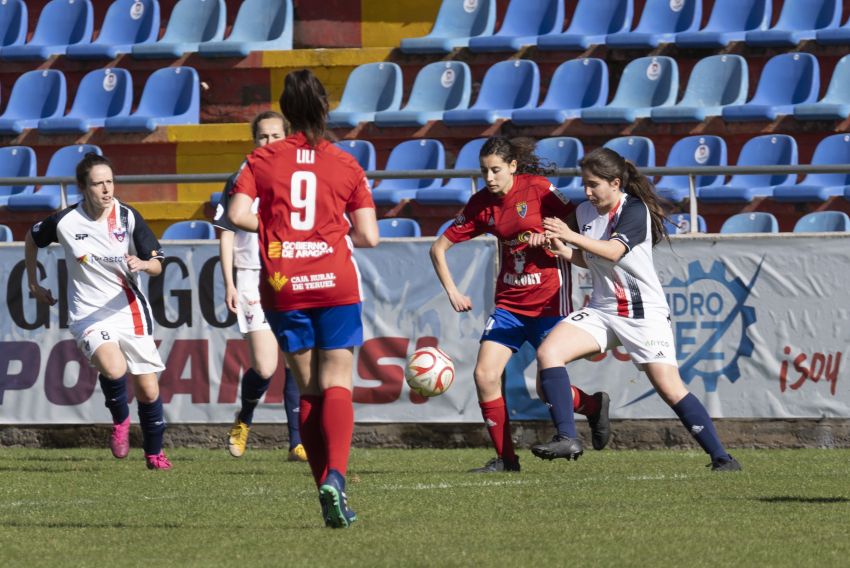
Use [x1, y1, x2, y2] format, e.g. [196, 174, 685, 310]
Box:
[0, 465, 101, 473]
[0, 520, 183, 529]
[756, 496, 850, 504]
[0, 455, 111, 463]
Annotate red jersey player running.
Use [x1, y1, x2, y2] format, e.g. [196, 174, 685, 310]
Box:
[228, 69, 378, 528]
[430, 137, 611, 472]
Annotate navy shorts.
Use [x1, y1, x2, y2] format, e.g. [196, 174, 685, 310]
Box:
[266, 303, 363, 352]
[480, 307, 564, 352]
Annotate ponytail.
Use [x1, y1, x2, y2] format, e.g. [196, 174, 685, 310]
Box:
[479, 136, 556, 177]
[278, 69, 329, 147]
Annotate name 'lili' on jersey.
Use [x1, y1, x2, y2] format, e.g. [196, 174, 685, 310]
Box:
[575, 193, 668, 320]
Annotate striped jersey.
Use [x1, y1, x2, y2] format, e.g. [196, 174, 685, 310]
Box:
[30, 199, 162, 334]
[575, 193, 668, 320]
[212, 172, 261, 270]
[444, 174, 573, 318]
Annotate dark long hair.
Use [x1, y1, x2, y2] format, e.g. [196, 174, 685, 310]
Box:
[579, 147, 668, 245]
[278, 69, 328, 147]
[479, 136, 555, 177]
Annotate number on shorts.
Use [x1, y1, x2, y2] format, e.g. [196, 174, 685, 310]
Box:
[100, 331, 111, 340]
[570, 311, 588, 322]
[290, 171, 317, 230]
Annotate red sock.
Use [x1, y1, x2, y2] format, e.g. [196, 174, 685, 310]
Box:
[299, 395, 327, 487]
[479, 397, 515, 461]
[572, 386, 600, 417]
[321, 387, 354, 477]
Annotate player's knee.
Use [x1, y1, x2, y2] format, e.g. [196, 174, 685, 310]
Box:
[473, 367, 500, 391]
[253, 362, 276, 380]
[536, 343, 563, 369]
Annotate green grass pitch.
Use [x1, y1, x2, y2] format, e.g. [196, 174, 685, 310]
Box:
[1, 448, 849, 567]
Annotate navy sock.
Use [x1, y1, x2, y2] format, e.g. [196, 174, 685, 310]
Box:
[98, 374, 129, 424]
[539, 367, 577, 438]
[283, 368, 302, 448]
[238, 368, 270, 426]
[138, 398, 166, 456]
[671, 393, 729, 461]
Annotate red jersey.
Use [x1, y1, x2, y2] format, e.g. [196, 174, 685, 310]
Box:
[232, 132, 375, 311]
[444, 174, 574, 317]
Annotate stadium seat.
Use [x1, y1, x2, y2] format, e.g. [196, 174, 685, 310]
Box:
[415, 137, 486, 205]
[793, 211, 850, 233]
[581, 57, 677, 124]
[650, 54, 748, 122]
[655, 135, 727, 202]
[772, 134, 850, 202]
[0, 70, 67, 135]
[0, 0, 27, 49]
[372, 139, 445, 206]
[162, 220, 216, 239]
[0, 224, 12, 242]
[603, 136, 655, 167]
[399, 0, 495, 53]
[535, 137, 584, 203]
[0, 146, 36, 207]
[745, 0, 841, 47]
[327, 62, 403, 128]
[333, 140, 376, 173]
[436, 218, 456, 236]
[719, 212, 779, 234]
[377, 218, 422, 238]
[794, 54, 850, 121]
[721, 53, 819, 122]
[0, 0, 92, 60]
[131, 0, 225, 58]
[6, 144, 101, 211]
[38, 68, 133, 134]
[65, 0, 159, 59]
[198, 0, 292, 57]
[664, 213, 707, 235]
[374, 61, 471, 127]
[816, 14, 850, 44]
[443, 60, 540, 126]
[104, 67, 200, 132]
[605, 0, 701, 49]
[511, 58, 608, 125]
[700, 135, 797, 202]
[467, 0, 563, 52]
[537, 0, 632, 50]
[675, 0, 771, 48]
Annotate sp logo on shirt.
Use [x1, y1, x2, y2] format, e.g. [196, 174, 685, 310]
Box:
[268, 272, 288, 292]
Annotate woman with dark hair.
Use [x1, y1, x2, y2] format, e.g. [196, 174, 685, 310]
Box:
[228, 69, 378, 528]
[532, 147, 741, 471]
[430, 136, 611, 474]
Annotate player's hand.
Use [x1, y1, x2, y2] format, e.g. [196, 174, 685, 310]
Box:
[447, 290, 472, 312]
[542, 217, 575, 243]
[225, 285, 238, 314]
[29, 283, 57, 306]
[547, 236, 572, 259]
[125, 254, 148, 273]
[527, 232, 548, 248]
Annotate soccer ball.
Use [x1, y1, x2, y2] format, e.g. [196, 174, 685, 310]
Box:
[405, 346, 455, 397]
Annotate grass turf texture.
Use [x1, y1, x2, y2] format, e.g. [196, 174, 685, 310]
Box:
[1, 448, 849, 567]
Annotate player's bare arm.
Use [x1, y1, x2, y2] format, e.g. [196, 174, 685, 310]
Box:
[228, 193, 259, 232]
[543, 216, 626, 262]
[429, 235, 472, 312]
[125, 254, 163, 276]
[348, 207, 379, 248]
[24, 230, 57, 306]
[218, 230, 239, 313]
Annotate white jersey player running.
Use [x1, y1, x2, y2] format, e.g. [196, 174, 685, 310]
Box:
[25, 153, 171, 470]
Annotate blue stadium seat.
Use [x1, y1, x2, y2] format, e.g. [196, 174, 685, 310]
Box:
[6, 144, 102, 211]
[603, 136, 655, 168]
[746, 0, 841, 47]
[443, 60, 540, 125]
[537, 0, 632, 50]
[772, 134, 850, 202]
[664, 213, 707, 234]
[655, 135, 727, 202]
[675, 0, 770, 48]
[794, 54, 850, 121]
[700, 135, 797, 202]
[651, 54, 747, 122]
[0, 224, 12, 242]
[131, 0, 225, 58]
[0, 0, 92, 60]
[511, 58, 608, 125]
[374, 61, 471, 127]
[162, 220, 216, 239]
[720, 212, 779, 234]
[436, 218, 456, 236]
[199, 0, 292, 57]
[581, 57, 677, 123]
[104, 67, 200, 132]
[65, 0, 159, 60]
[416, 137, 486, 205]
[0, 146, 36, 207]
[38, 68, 133, 134]
[536, 137, 584, 203]
[377, 218, 422, 238]
[721, 53, 819, 122]
[793, 211, 850, 233]
[468, 0, 563, 52]
[606, 0, 701, 48]
[816, 14, 850, 44]
[0, 70, 67, 135]
[333, 140, 376, 173]
[400, 0, 495, 54]
[372, 139, 445, 206]
[0, 0, 27, 49]
[327, 62, 403, 128]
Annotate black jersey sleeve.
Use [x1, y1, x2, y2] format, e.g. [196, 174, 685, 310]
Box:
[610, 198, 648, 253]
[128, 206, 164, 261]
[29, 209, 66, 248]
[211, 173, 238, 232]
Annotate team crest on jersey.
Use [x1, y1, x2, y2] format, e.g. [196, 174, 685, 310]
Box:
[268, 272, 288, 292]
[112, 227, 127, 242]
[515, 202, 527, 218]
[245, 313, 254, 323]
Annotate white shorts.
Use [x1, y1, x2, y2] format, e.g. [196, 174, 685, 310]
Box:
[561, 307, 678, 368]
[236, 268, 270, 335]
[74, 323, 165, 375]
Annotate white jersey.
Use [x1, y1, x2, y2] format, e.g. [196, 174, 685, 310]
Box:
[575, 193, 668, 320]
[31, 199, 163, 334]
[212, 172, 261, 270]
